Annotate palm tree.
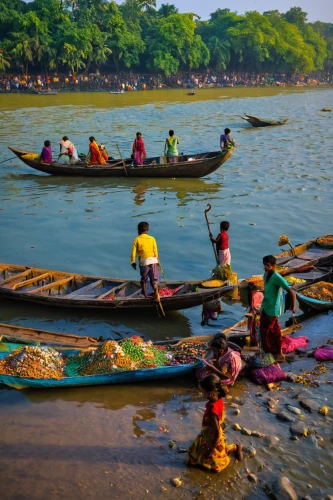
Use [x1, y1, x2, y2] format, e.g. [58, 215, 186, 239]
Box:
[158, 3, 178, 17]
[10, 34, 33, 76]
[0, 51, 10, 74]
[208, 36, 231, 70]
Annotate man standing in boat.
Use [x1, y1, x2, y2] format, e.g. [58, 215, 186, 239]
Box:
[260, 255, 297, 362]
[131, 222, 159, 298]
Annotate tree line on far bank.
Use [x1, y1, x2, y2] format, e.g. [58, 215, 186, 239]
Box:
[0, 0, 332, 77]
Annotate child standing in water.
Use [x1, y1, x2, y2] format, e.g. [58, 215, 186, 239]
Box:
[210, 221, 231, 266]
[186, 374, 242, 472]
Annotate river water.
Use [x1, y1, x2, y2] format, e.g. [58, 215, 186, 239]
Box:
[0, 87, 332, 498]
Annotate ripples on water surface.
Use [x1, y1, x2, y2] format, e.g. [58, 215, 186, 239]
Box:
[0, 87, 332, 498]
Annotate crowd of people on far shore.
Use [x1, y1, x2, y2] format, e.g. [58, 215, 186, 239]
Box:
[1, 71, 331, 93]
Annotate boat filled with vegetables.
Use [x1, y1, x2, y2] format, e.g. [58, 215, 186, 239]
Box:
[297, 280, 333, 313]
[0, 336, 208, 389]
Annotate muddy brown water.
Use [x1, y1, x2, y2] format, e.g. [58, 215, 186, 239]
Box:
[0, 87, 332, 498]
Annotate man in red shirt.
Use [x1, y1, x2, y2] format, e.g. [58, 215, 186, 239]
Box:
[210, 221, 231, 266]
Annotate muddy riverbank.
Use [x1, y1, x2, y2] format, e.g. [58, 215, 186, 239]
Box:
[1, 313, 332, 499]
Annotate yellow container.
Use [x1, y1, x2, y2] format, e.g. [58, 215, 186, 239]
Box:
[225, 273, 238, 299]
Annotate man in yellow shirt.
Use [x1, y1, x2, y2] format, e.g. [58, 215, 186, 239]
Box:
[131, 221, 159, 298]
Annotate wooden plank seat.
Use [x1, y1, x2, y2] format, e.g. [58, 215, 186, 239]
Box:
[96, 281, 134, 300]
[1, 269, 32, 286]
[12, 273, 50, 290]
[65, 280, 103, 298]
[28, 276, 74, 294]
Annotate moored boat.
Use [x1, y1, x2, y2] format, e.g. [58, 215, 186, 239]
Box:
[274, 235, 333, 272]
[0, 320, 302, 389]
[296, 280, 333, 313]
[8, 146, 234, 178]
[0, 262, 235, 312]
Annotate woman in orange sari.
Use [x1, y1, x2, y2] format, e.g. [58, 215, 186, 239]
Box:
[87, 137, 106, 165]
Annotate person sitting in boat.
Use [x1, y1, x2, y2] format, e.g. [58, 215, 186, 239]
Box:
[132, 132, 146, 165]
[220, 128, 234, 151]
[165, 130, 179, 163]
[99, 143, 109, 161]
[201, 336, 242, 386]
[59, 136, 78, 163]
[131, 221, 159, 298]
[87, 136, 106, 165]
[40, 140, 52, 164]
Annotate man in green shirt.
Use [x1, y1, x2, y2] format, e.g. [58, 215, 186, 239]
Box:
[260, 255, 297, 362]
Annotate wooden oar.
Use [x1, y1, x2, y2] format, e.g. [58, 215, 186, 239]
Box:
[116, 144, 128, 176]
[204, 204, 219, 264]
[0, 156, 17, 164]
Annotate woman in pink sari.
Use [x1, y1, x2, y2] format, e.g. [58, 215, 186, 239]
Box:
[132, 132, 146, 165]
[201, 336, 242, 385]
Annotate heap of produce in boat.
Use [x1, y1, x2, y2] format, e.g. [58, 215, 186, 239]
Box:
[241, 276, 264, 289]
[316, 236, 333, 248]
[65, 336, 170, 376]
[167, 342, 208, 365]
[0, 346, 64, 379]
[301, 282, 333, 302]
[0, 337, 209, 379]
[285, 276, 306, 285]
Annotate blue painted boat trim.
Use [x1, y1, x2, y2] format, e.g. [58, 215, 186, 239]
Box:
[296, 292, 333, 306]
[0, 361, 202, 389]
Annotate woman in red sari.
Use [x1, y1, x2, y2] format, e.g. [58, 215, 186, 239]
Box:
[132, 132, 146, 165]
[87, 137, 106, 165]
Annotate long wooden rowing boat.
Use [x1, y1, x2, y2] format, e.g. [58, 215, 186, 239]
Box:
[0, 262, 235, 312]
[8, 146, 234, 178]
[0, 320, 302, 389]
[0, 361, 203, 390]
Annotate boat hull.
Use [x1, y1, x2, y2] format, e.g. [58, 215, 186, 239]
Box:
[296, 293, 333, 312]
[0, 262, 234, 312]
[0, 361, 201, 389]
[8, 147, 233, 178]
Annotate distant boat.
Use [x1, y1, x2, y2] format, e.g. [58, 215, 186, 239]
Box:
[187, 91, 195, 96]
[37, 90, 58, 95]
[109, 90, 125, 94]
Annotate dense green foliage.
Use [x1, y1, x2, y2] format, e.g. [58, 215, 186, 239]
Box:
[0, 1, 332, 75]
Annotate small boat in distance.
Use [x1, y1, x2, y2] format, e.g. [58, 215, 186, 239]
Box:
[8, 146, 234, 178]
[187, 90, 195, 95]
[109, 90, 125, 94]
[0, 262, 235, 312]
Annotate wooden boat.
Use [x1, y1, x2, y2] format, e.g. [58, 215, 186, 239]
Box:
[0, 262, 235, 312]
[109, 90, 124, 94]
[238, 113, 288, 127]
[296, 281, 333, 313]
[0, 360, 203, 389]
[222, 318, 302, 339]
[8, 146, 234, 178]
[0, 320, 302, 389]
[275, 235, 333, 272]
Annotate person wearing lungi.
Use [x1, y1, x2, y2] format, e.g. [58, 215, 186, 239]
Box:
[260, 255, 296, 362]
[131, 221, 159, 298]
